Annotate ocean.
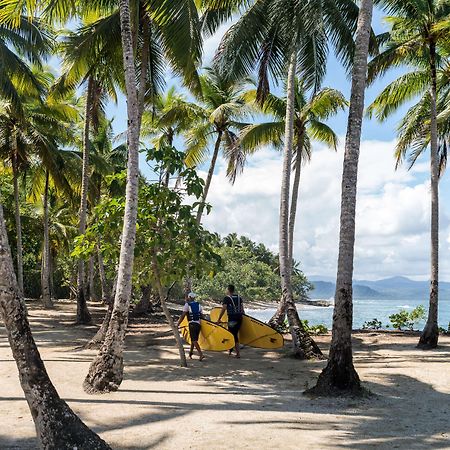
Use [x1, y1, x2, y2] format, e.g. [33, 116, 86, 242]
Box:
[248, 297, 450, 330]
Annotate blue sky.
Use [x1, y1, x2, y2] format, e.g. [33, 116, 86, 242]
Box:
[103, 7, 450, 282]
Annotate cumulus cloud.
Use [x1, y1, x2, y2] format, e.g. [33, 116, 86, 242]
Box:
[200, 138, 450, 281]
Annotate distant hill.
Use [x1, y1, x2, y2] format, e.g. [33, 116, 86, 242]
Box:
[309, 276, 450, 300]
[310, 281, 385, 299]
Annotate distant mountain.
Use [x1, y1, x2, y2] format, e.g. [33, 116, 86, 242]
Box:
[308, 275, 336, 283]
[310, 281, 385, 299]
[309, 276, 450, 300]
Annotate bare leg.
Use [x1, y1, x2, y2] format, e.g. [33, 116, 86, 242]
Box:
[235, 340, 240, 358]
[194, 342, 204, 360]
[189, 343, 194, 358]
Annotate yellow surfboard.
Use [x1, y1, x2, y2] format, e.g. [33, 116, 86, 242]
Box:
[179, 317, 235, 352]
[209, 307, 284, 349]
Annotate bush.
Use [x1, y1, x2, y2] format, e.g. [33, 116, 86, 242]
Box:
[362, 318, 383, 330]
[280, 319, 328, 335]
[389, 305, 426, 330]
[301, 319, 328, 335]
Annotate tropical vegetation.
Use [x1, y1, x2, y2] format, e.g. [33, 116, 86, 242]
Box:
[0, 0, 449, 446]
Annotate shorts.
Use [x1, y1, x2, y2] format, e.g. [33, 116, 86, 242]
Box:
[228, 316, 243, 342]
[189, 322, 201, 342]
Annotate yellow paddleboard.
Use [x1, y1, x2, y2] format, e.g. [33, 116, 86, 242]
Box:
[209, 307, 284, 349]
[179, 317, 235, 351]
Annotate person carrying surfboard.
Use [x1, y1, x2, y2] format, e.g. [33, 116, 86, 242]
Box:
[177, 292, 205, 361]
[216, 284, 244, 358]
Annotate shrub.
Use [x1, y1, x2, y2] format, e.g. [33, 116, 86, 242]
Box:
[362, 318, 383, 330]
[389, 305, 426, 330]
[279, 319, 328, 334]
[301, 319, 328, 335]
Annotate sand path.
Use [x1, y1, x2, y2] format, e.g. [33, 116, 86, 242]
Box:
[1, 302, 449, 449]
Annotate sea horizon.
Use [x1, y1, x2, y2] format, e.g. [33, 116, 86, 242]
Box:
[249, 297, 450, 330]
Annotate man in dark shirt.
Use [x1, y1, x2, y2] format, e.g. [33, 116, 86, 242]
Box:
[216, 284, 244, 358]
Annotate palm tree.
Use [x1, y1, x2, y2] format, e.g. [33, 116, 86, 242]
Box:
[81, 0, 142, 394]
[56, 17, 123, 323]
[213, 0, 359, 358]
[367, 0, 450, 349]
[141, 87, 201, 186]
[0, 204, 111, 448]
[30, 86, 78, 308]
[27, 151, 79, 308]
[83, 0, 204, 394]
[0, 14, 52, 113]
[241, 81, 347, 328]
[310, 0, 374, 395]
[0, 14, 53, 294]
[0, 71, 78, 307]
[184, 67, 250, 223]
[89, 118, 127, 304]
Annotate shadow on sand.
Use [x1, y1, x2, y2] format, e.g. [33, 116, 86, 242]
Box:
[1, 302, 449, 449]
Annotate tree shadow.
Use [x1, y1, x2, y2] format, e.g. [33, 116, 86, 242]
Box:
[2, 302, 450, 449]
[0, 435, 36, 450]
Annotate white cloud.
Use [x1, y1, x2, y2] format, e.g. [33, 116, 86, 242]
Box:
[202, 20, 235, 66]
[201, 138, 450, 281]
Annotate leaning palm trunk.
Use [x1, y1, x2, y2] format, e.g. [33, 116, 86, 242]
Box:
[41, 170, 53, 308]
[76, 77, 95, 324]
[85, 302, 114, 350]
[278, 52, 322, 359]
[196, 131, 222, 223]
[310, 0, 373, 395]
[0, 205, 111, 449]
[83, 0, 142, 394]
[418, 41, 439, 349]
[12, 143, 24, 296]
[269, 139, 303, 329]
[152, 253, 187, 367]
[188, 131, 223, 294]
[85, 275, 117, 349]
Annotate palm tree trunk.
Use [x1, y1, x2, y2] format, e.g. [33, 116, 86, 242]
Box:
[85, 274, 118, 349]
[288, 141, 303, 264]
[278, 52, 322, 359]
[163, 130, 174, 187]
[12, 141, 24, 296]
[188, 131, 223, 294]
[269, 137, 303, 329]
[76, 77, 95, 324]
[132, 284, 154, 316]
[138, 15, 150, 123]
[83, 0, 142, 394]
[418, 41, 439, 349]
[49, 250, 55, 299]
[0, 205, 111, 449]
[88, 256, 98, 301]
[41, 170, 53, 308]
[196, 131, 222, 223]
[97, 245, 110, 304]
[85, 302, 114, 350]
[152, 253, 187, 367]
[310, 0, 373, 395]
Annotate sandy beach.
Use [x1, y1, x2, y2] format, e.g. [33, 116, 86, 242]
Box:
[1, 302, 449, 449]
